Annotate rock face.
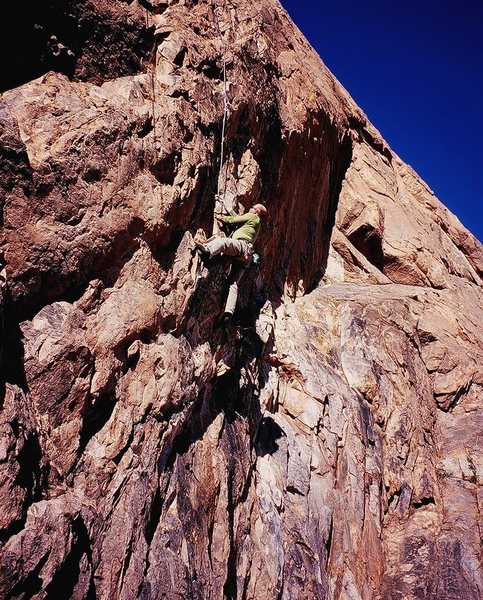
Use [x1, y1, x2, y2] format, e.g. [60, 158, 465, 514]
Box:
[0, 1, 482, 598]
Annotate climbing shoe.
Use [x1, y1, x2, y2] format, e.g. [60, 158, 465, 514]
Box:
[221, 312, 233, 325]
[195, 242, 210, 262]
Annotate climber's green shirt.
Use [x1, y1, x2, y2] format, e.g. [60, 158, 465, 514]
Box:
[224, 211, 261, 244]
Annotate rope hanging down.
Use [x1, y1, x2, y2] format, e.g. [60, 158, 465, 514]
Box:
[212, 0, 230, 210]
[143, 7, 158, 160]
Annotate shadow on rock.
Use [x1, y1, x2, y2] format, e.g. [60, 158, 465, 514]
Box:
[0, 304, 28, 401]
[254, 416, 285, 457]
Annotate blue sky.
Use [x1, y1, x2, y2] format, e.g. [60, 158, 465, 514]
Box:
[279, 0, 483, 242]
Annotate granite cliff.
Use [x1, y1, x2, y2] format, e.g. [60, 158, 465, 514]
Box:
[0, 1, 482, 599]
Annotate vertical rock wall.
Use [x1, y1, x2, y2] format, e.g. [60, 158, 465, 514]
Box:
[0, 1, 482, 599]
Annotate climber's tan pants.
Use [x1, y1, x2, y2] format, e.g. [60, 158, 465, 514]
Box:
[205, 237, 252, 261]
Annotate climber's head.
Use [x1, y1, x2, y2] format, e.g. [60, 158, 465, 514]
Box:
[250, 204, 268, 217]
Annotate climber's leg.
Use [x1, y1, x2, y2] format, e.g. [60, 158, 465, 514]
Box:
[205, 237, 244, 258]
[224, 262, 245, 317]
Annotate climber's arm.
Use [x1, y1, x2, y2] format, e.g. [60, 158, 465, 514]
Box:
[218, 213, 251, 225]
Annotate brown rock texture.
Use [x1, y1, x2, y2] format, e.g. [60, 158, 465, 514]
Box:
[1, 1, 482, 598]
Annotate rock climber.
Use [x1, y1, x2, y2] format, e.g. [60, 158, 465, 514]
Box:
[196, 203, 268, 323]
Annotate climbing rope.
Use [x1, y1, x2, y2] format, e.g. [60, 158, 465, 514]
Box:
[145, 1, 232, 218]
[143, 7, 158, 159]
[212, 0, 230, 212]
